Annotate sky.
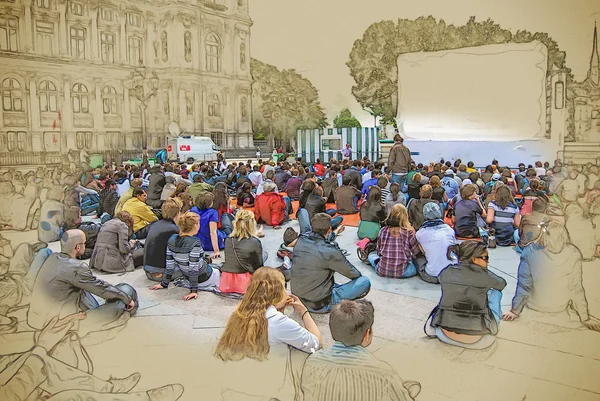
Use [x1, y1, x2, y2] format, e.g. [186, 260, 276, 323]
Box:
[249, 0, 600, 127]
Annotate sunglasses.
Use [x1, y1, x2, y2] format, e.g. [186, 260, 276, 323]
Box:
[479, 255, 489, 262]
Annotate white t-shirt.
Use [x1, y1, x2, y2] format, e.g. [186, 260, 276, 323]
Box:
[266, 306, 319, 354]
[416, 224, 457, 277]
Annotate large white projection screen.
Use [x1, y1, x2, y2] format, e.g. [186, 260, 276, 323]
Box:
[396, 41, 548, 141]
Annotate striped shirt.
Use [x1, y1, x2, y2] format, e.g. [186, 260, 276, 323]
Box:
[161, 234, 213, 293]
[301, 342, 417, 401]
[488, 201, 519, 224]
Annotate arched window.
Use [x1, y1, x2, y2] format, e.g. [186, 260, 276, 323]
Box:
[208, 93, 220, 117]
[72, 83, 89, 114]
[184, 31, 192, 62]
[161, 31, 168, 62]
[38, 80, 57, 112]
[240, 96, 248, 119]
[2, 78, 23, 112]
[240, 42, 246, 69]
[102, 85, 118, 114]
[205, 33, 221, 73]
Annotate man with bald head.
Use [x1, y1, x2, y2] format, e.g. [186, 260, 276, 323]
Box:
[28, 229, 138, 335]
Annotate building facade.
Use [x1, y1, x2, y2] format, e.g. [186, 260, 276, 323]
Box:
[573, 23, 600, 142]
[0, 0, 253, 166]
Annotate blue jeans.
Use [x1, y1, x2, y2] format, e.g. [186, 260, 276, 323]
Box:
[221, 212, 234, 235]
[367, 251, 417, 278]
[283, 196, 292, 220]
[514, 230, 522, 253]
[391, 173, 407, 192]
[309, 276, 372, 313]
[297, 208, 342, 239]
[435, 288, 502, 349]
[24, 248, 52, 291]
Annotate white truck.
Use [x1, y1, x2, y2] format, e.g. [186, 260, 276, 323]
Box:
[167, 136, 220, 163]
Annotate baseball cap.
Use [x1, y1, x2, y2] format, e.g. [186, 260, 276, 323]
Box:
[444, 169, 454, 176]
[492, 173, 501, 181]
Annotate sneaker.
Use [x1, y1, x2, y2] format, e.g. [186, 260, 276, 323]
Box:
[109, 372, 141, 393]
[147, 384, 185, 401]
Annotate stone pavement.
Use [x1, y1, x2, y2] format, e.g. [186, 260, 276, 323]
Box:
[35, 219, 600, 401]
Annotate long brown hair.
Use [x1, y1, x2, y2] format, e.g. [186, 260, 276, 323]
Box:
[214, 268, 287, 361]
[212, 182, 229, 210]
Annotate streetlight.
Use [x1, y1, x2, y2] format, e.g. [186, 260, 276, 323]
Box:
[129, 65, 159, 164]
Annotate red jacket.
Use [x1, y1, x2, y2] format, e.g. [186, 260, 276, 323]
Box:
[313, 163, 325, 177]
[255, 192, 286, 227]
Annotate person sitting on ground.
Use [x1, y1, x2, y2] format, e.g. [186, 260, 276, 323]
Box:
[367, 204, 419, 279]
[429, 175, 448, 216]
[335, 176, 362, 215]
[486, 185, 520, 246]
[149, 212, 220, 299]
[291, 213, 371, 313]
[248, 164, 263, 188]
[97, 179, 119, 221]
[188, 174, 214, 202]
[407, 184, 440, 231]
[407, 173, 423, 201]
[143, 198, 182, 281]
[115, 178, 142, 215]
[28, 229, 138, 335]
[90, 211, 142, 274]
[301, 299, 421, 401]
[160, 176, 177, 200]
[235, 166, 252, 190]
[344, 160, 363, 190]
[254, 182, 289, 230]
[358, 186, 386, 240]
[285, 168, 304, 200]
[441, 169, 460, 200]
[274, 164, 292, 192]
[297, 186, 345, 240]
[385, 182, 406, 214]
[313, 158, 326, 178]
[515, 198, 548, 253]
[519, 168, 538, 195]
[62, 206, 100, 260]
[236, 182, 255, 208]
[503, 221, 600, 331]
[146, 165, 166, 209]
[415, 203, 457, 284]
[457, 163, 470, 180]
[452, 185, 487, 238]
[256, 170, 278, 196]
[215, 268, 322, 361]
[428, 240, 506, 349]
[481, 165, 494, 184]
[521, 178, 550, 215]
[322, 170, 339, 203]
[219, 210, 269, 295]
[361, 169, 382, 198]
[378, 175, 391, 202]
[190, 192, 234, 258]
[122, 188, 158, 239]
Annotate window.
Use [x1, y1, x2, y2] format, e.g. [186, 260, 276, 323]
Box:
[2, 78, 23, 112]
[100, 8, 114, 21]
[0, 16, 18, 52]
[210, 132, 222, 147]
[100, 32, 115, 63]
[8, 131, 26, 151]
[205, 33, 220, 73]
[240, 97, 247, 119]
[70, 27, 86, 59]
[161, 31, 168, 62]
[184, 31, 192, 62]
[70, 2, 83, 16]
[102, 86, 118, 114]
[208, 93, 220, 117]
[71, 83, 89, 114]
[128, 36, 143, 66]
[186, 92, 193, 116]
[555, 81, 564, 110]
[127, 13, 142, 27]
[107, 132, 120, 148]
[76, 131, 92, 149]
[38, 80, 57, 113]
[36, 21, 54, 56]
[36, 0, 51, 9]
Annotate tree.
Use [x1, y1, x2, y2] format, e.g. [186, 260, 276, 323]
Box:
[347, 16, 573, 140]
[333, 108, 362, 128]
[251, 59, 327, 149]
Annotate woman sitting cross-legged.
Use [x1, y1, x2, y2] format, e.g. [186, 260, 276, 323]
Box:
[367, 204, 420, 278]
[190, 192, 234, 259]
[149, 212, 220, 300]
[427, 240, 506, 349]
[90, 211, 142, 274]
[236, 182, 255, 208]
[357, 186, 387, 240]
[486, 185, 521, 246]
[219, 210, 270, 295]
[214, 267, 322, 361]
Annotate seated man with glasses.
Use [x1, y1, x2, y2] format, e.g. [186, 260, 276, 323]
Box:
[426, 240, 506, 350]
[28, 229, 138, 337]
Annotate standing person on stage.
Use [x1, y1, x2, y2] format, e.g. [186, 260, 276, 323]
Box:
[342, 143, 352, 161]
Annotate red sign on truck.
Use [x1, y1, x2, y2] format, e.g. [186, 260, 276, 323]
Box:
[179, 145, 191, 151]
[167, 145, 172, 152]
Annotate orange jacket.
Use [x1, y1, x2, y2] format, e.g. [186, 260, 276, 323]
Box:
[254, 192, 286, 227]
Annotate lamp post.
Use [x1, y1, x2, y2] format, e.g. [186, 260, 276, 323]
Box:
[129, 65, 159, 164]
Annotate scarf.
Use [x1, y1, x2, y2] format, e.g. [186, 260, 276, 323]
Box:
[420, 219, 445, 229]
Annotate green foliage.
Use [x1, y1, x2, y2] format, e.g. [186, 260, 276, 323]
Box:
[251, 58, 327, 142]
[347, 16, 573, 134]
[333, 108, 362, 128]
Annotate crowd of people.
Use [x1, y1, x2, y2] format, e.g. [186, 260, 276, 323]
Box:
[4, 134, 600, 400]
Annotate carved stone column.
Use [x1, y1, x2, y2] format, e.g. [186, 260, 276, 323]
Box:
[27, 73, 40, 131]
[123, 87, 131, 131]
[58, 0, 68, 56]
[119, 8, 127, 63]
[61, 76, 72, 131]
[90, 2, 100, 61]
[194, 90, 201, 131]
[22, 0, 34, 52]
[94, 79, 104, 130]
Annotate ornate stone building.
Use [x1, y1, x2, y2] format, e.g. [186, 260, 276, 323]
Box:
[0, 0, 253, 166]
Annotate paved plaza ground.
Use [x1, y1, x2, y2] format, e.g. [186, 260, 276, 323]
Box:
[6, 217, 600, 401]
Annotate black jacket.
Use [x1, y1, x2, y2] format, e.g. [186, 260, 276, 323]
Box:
[221, 237, 263, 274]
[99, 187, 119, 217]
[432, 263, 506, 335]
[359, 201, 386, 224]
[408, 198, 439, 230]
[304, 195, 327, 220]
[343, 168, 362, 190]
[322, 176, 339, 203]
[291, 233, 363, 310]
[147, 173, 166, 205]
[143, 219, 180, 271]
